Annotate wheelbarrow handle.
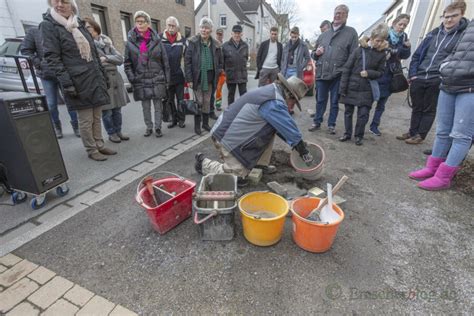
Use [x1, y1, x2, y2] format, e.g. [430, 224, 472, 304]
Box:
[136, 171, 185, 204]
[194, 210, 218, 224]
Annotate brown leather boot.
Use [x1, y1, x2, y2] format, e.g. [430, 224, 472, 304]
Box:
[88, 152, 107, 161]
[99, 147, 117, 155]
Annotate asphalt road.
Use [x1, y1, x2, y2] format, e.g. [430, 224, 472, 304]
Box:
[12, 88, 474, 314]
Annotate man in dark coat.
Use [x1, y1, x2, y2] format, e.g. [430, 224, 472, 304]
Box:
[397, 1, 468, 145]
[21, 27, 80, 139]
[184, 17, 223, 135]
[222, 24, 249, 106]
[41, 0, 115, 161]
[309, 4, 358, 134]
[161, 16, 186, 129]
[256, 26, 283, 87]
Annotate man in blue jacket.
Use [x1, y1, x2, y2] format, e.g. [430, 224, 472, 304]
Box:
[397, 1, 468, 145]
[194, 74, 314, 187]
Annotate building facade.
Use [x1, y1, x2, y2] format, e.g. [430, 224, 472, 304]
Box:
[76, 0, 195, 52]
[0, 0, 49, 42]
[194, 0, 278, 49]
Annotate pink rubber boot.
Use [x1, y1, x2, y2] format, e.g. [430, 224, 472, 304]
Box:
[409, 156, 445, 180]
[417, 163, 460, 191]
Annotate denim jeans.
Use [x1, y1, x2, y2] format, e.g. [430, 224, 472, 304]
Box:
[370, 95, 390, 128]
[432, 91, 474, 167]
[41, 78, 77, 125]
[285, 67, 297, 79]
[314, 78, 341, 127]
[102, 108, 122, 135]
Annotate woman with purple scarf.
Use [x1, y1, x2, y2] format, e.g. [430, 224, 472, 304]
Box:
[124, 11, 170, 138]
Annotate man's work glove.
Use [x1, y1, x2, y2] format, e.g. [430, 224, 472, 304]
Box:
[294, 140, 314, 166]
[64, 86, 78, 98]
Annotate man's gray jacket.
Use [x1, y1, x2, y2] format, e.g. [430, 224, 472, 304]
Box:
[313, 23, 358, 81]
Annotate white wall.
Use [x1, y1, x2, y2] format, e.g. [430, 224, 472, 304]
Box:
[195, 0, 256, 48]
[0, 0, 49, 43]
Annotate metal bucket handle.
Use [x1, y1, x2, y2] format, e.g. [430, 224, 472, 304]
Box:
[136, 171, 185, 206]
[194, 210, 218, 224]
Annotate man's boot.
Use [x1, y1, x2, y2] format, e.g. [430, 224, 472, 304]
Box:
[194, 115, 202, 135]
[70, 121, 80, 138]
[54, 121, 63, 139]
[202, 113, 211, 132]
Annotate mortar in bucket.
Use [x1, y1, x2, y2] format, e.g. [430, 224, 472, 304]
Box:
[136, 172, 196, 234]
[193, 174, 238, 241]
[290, 142, 325, 180]
[290, 197, 344, 253]
[239, 191, 288, 246]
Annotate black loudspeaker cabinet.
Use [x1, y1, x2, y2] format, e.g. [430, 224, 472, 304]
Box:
[0, 91, 68, 195]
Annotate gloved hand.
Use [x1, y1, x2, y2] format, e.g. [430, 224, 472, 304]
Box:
[294, 140, 314, 166]
[63, 86, 78, 98]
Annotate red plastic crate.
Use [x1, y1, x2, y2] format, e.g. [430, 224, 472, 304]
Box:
[136, 174, 196, 234]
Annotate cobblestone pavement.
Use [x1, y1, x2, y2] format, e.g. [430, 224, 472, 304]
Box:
[0, 253, 137, 315]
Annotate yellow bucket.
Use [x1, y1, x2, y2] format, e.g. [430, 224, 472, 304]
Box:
[239, 191, 289, 246]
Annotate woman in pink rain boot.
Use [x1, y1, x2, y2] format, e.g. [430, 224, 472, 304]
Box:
[409, 15, 474, 191]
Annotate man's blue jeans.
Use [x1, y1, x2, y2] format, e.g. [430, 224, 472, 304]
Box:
[41, 78, 77, 125]
[314, 78, 341, 127]
[102, 108, 122, 135]
[432, 91, 474, 167]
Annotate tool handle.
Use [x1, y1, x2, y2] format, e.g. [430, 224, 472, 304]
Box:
[194, 210, 218, 224]
[310, 175, 348, 215]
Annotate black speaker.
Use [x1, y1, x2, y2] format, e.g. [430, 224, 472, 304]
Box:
[0, 91, 68, 195]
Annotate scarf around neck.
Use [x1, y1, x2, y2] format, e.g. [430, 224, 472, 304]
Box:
[166, 31, 177, 44]
[389, 28, 402, 45]
[288, 38, 300, 65]
[50, 8, 91, 62]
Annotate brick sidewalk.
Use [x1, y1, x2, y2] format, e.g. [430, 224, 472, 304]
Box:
[0, 254, 137, 315]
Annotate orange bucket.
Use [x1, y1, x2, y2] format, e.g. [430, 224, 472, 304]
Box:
[290, 197, 344, 253]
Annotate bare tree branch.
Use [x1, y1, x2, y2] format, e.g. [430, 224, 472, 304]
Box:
[270, 0, 300, 43]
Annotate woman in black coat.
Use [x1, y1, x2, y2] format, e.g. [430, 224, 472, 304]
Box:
[124, 11, 170, 138]
[339, 24, 388, 146]
[41, 0, 115, 161]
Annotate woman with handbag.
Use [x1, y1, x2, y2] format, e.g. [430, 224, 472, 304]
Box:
[338, 24, 388, 146]
[369, 14, 411, 136]
[397, 1, 468, 145]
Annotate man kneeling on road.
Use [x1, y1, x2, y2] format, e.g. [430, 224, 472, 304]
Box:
[195, 74, 314, 187]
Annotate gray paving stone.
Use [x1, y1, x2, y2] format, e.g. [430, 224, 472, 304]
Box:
[5, 301, 40, 316]
[41, 299, 79, 316]
[63, 284, 94, 307]
[147, 156, 166, 165]
[0, 254, 21, 267]
[109, 305, 138, 316]
[93, 180, 121, 195]
[66, 191, 99, 207]
[130, 161, 154, 172]
[0, 260, 38, 287]
[76, 295, 115, 316]
[173, 143, 187, 150]
[0, 278, 39, 313]
[28, 276, 74, 309]
[27, 266, 56, 285]
[181, 138, 195, 145]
